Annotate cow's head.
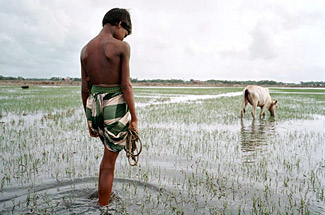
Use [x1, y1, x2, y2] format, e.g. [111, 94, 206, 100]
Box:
[269, 100, 278, 117]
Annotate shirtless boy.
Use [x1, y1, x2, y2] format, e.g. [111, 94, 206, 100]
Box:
[80, 8, 138, 206]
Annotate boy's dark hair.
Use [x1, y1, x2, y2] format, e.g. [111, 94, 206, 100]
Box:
[102, 8, 132, 35]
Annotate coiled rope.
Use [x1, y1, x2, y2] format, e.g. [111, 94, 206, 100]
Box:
[125, 127, 142, 166]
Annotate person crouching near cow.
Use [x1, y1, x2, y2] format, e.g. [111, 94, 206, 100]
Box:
[241, 85, 278, 119]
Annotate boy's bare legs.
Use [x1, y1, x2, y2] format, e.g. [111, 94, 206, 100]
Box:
[98, 138, 119, 206]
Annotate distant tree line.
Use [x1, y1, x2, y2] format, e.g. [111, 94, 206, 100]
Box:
[0, 75, 81, 82]
[205, 79, 286, 85]
[130, 78, 287, 85]
[131, 78, 325, 86]
[131, 78, 185, 83]
[300, 81, 325, 86]
[0, 75, 26, 80]
[1, 75, 324, 86]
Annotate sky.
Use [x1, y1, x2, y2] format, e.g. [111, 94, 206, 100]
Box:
[0, 0, 324, 83]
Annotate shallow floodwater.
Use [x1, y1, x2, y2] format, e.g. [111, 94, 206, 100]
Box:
[0, 86, 324, 214]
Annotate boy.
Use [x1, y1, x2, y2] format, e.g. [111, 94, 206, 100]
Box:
[80, 8, 138, 206]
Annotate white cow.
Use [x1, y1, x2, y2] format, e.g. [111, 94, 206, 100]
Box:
[241, 85, 277, 119]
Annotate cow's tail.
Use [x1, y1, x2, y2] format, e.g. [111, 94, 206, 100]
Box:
[242, 89, 250, 114]
[244, 89, 249, 100]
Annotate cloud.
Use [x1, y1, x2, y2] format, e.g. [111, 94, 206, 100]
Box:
[248, 23, 277, 60]
[0, 0, 324, 82]
[0, 0, 93, 78]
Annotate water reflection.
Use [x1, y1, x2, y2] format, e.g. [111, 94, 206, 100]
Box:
[240, 119, 276, 162]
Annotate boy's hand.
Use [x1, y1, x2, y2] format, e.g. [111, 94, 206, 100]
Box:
[129, 121, 138, 133]
[88, 123, 98, 137]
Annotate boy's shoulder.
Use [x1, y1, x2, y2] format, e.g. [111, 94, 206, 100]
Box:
[104, 39, 130, 55]
[120, 41, 130, 53]
[109, 39, 130, 49]
[81, 36, 130, 58]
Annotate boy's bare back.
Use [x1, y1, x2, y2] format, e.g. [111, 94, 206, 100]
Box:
[80, 33, 130, 86]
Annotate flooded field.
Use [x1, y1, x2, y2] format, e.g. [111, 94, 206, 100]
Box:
[0, 86, 324, 214]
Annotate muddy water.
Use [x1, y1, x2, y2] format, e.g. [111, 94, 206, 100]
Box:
[1, 87, 325, 214]
[0, 177, 165, 214]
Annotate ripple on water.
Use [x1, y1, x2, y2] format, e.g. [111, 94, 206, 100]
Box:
[0, 177, 166, 214]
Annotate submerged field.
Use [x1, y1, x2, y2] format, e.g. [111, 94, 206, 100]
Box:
[0, 85, 324, 214]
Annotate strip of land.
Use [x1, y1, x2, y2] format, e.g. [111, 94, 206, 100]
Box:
[1, 79, 324, 88]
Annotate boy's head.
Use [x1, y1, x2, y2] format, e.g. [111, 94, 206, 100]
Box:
[102, 8, 132, 35]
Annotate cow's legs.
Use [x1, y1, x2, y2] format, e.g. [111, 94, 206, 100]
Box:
[251, 102, 257, 119]
[241, 99, 248, 118]
[259, 106, 266, 118]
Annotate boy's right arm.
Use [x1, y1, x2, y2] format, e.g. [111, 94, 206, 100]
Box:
[120, 42, 138, 132]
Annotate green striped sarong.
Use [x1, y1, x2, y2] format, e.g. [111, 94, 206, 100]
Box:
[86, 85, 130, 152]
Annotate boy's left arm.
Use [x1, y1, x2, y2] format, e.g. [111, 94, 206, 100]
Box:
[81, 54, 98, 137]
[81, 59, 89, 114]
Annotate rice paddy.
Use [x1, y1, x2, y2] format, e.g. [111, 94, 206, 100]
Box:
[0, 85, 324, 214]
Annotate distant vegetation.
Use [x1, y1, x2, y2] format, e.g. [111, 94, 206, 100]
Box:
[0, 75, 324, 87]
[130, 78, 287, 85]
[0, 75, 81, 82]
[130, 78, 325, 87]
